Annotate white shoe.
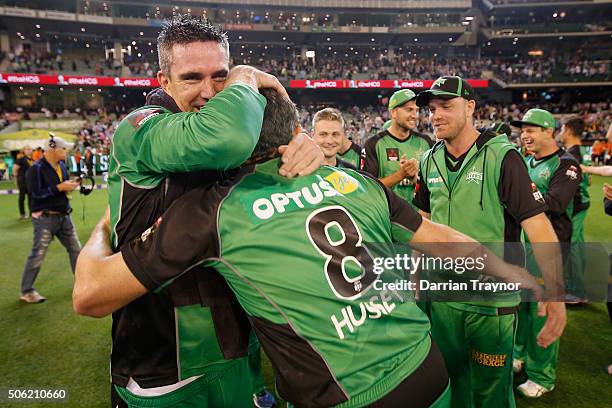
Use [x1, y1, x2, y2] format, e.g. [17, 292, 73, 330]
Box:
[512, 359, 523, 374]
[516, 380, 553, 398]
[19, 290, 46, 304]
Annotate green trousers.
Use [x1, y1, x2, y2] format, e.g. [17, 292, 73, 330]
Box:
[114, 357, 253, 408]
[430, 302, 517, 408]
[566, 209, 588, 298]
[514, 302, 559, 390]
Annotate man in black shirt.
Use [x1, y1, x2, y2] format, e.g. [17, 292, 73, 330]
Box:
[13, 145, 33, 219]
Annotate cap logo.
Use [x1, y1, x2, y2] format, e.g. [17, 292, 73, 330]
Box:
[433, 78, 447, 87]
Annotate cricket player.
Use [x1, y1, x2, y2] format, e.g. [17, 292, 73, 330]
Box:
[73, 16, 321, 408]
[362, 89, 434, 205]
[511, 109, 581, 398]
[559, 116, 591, 303]
[75, 88, 544, 408]
[312, 107, 358, 169]
[413, 77, 567, 408]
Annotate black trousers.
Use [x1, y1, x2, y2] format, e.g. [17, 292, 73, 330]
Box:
[17, 178, 30, 216]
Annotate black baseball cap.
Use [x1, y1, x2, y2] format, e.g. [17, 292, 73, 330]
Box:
[490, 122, 512, 138]
[416, 76, 476, 107]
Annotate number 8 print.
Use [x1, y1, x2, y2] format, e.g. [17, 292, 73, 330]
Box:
[306, 206, 378, 300]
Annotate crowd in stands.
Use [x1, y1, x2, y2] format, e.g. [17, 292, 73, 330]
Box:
[4, 46, 609, 84]
[235, 53, 611, 83]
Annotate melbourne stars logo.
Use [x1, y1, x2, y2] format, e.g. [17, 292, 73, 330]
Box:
[433, 77, 447, 87]
[465, 166, 483, 184]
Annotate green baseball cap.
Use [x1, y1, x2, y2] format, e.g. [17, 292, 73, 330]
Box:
[383, 120, 392, 130]
[510, 109, 556, 129]
[415, 76, 476, 107]
[388, 89, 417, 110]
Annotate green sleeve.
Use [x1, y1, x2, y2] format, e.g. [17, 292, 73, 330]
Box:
[135, 83, 266, 174]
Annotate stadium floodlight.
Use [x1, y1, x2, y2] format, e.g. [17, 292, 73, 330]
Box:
[465, 16, 474, 21]
[305, 50, 315, 58]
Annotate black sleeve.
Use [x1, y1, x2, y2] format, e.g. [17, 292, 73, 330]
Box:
[360, 137, 380, 177]
[498, 150, 547, 222]
[378, 181, 423, 233]
[567, 146, 582, 164]
[605, 198, 612, 217]
[412, 166, 431, 214]
[543, 157, 582, 216]
[121, 185, 222, 292]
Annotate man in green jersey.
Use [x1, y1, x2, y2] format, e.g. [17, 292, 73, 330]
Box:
[75, 89, 543, 408]
[312, 108, 358, 170]
[362, 89, 434, 205]
[73, 16, 322, 408]
[559, 116, 591, 303]
[511, 109, 581, 398]
[413, 77, 567, 408]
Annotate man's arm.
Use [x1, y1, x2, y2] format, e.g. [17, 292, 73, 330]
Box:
[73, 209, 146, 318]
[542, 157, 581, 216]
[384, 185, 540, 293]
[12, 161, 20, 178]
[135, 82, 267, 174]
[74, 186, 221, 317]
[521, 214, 567, 348]
[581, 165, 612, 177]
[497, 150, 566, 348]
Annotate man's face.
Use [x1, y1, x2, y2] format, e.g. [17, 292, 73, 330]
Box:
[158, 41, 229, 113]
[24, 147, 32, 157]
[51, 147, 68, 162]
[313, 120, 344, 159]
[428, 97, 472, 141]
[520, 125, 552, 154]
[390, 100, 419, 131]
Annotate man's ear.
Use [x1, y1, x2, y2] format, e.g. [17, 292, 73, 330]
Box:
[157, 70, 171, 96]
[466, 99, 476, 117]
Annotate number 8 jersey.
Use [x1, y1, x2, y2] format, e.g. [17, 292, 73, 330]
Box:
[122, 158, 432, 407]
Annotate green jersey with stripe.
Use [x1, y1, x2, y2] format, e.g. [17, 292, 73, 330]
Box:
[123, 159, 432, 407]
[525, 149, 581, 243]
[337, 141, 361, 170]
[362, 130, 434, 204]
[106, 84, 267, 388]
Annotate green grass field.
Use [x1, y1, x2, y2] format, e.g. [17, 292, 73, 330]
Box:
[0, 177, 610, 407]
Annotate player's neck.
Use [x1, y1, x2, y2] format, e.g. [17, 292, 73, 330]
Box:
[534, 143, 559, 160]
[565, 137, 581, 149]
[339, 138, 352, 154]
[324, 156, 337, 166]
[388, 124, 410, 140]
[445, 125, 479, 158]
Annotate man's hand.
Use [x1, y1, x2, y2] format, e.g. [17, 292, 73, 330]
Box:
[536, 302, 567, 348]
[400, 157, 419, 180]
[57, 180, 80, 192]
[225, 65, 288, 99]
[278, 133, 324, 178]
[604, 182, 612, 201]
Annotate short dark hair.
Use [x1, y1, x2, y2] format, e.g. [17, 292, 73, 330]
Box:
[252, 89, 299, 157]
[157, 15, 229, 76]
[563, 116, 585, 138]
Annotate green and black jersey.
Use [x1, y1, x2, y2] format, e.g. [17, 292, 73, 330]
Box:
[526, 149, 581, 243]
[107, 84, 266, 388]
[337, 140, 362, 170]
[413, 130, 547, 306]
[123, 160, 434, 407]
[361, 130, 434, 204]
[566, 145, 591, 215]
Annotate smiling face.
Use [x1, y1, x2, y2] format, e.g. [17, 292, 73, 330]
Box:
[313, 119, 345, 160]
[390, 100, 419, 132]
[157, 41, 229, 113]
[520, 125, 554, 154]
[428, 97, 474, 142]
